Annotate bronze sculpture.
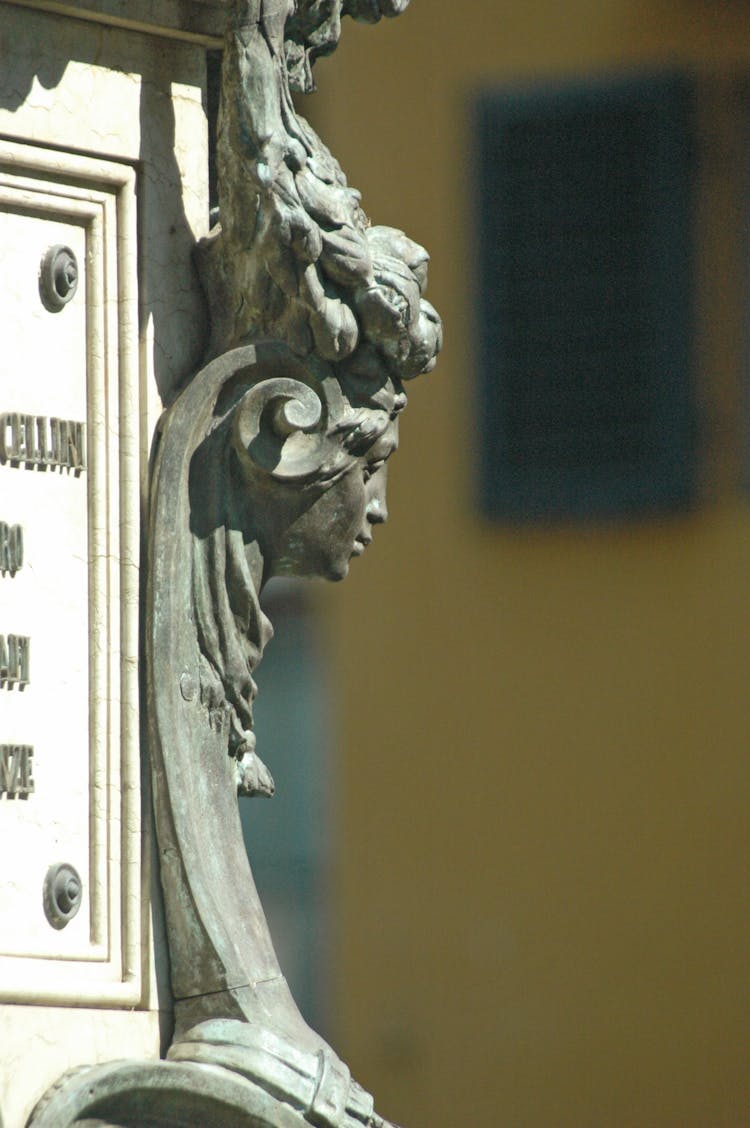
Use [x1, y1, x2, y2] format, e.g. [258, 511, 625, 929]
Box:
[29, 1, 440, 1124]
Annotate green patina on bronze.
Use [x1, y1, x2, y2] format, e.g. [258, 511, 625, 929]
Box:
[29, 2, 440, 1125]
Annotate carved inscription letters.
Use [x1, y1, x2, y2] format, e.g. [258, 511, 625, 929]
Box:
[0, 745, 34, 799]
[0, 413, 86, 472]
[0, 523, 23, 575]
[0, 634, 30, 688]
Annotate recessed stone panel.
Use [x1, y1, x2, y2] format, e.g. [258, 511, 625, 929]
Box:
[0, 140, 141, 1006]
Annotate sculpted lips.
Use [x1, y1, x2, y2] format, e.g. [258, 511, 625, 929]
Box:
[351, 534, 372, 557]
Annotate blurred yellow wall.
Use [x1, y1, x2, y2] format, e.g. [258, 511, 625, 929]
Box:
[311, 4, 750, 1125]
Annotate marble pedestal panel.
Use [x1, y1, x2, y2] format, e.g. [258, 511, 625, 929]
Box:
[0, 140, 139, 1001]
[0, 5, 212, 1124]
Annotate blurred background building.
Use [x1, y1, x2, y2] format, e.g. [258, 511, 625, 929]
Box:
[246, 3, 750, 1126]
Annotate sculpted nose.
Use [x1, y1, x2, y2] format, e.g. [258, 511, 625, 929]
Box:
[366, 495, 388, 525]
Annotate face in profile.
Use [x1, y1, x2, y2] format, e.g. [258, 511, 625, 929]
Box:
[269, 417, 398, 583]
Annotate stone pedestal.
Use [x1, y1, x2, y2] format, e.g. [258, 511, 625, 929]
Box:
[0, 4, 214, 1123]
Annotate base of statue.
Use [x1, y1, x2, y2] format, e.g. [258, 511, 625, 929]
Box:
[27, 1051, 401, 1128]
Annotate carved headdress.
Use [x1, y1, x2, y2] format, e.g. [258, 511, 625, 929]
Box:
[199, 0, 441, 385]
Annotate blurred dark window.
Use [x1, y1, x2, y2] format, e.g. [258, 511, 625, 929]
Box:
[474, 71, 698, 521]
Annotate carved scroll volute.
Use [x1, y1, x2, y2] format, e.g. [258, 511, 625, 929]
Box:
[233, 377, 339, 483]
[148, 340, 388, 1128]
[148, 344, 286, 1010]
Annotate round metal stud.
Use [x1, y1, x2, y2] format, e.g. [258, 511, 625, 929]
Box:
[43, 862, 83, 930]
[39, 244, 79, 312]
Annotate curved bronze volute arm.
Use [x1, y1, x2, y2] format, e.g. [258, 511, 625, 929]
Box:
[148, 337, 412, 1128]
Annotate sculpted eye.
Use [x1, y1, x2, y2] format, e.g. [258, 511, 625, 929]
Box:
[345, 420, 382, 457]
[363, 459, 386, 483]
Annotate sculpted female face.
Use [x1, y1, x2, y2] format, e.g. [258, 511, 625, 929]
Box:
[270, 416, 398, 582]
[228, 358, 405, 585]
